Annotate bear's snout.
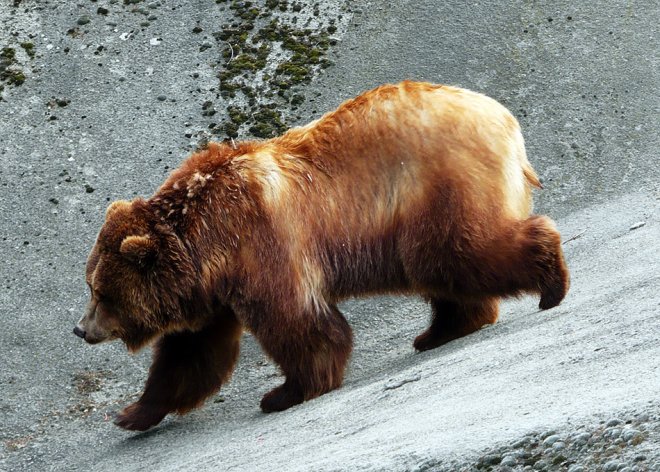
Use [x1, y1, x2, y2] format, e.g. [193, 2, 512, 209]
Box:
[73, 326, 86, 339]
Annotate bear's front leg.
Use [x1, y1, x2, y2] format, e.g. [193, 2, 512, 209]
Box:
[115, 309, 242, 431]
[252, 304, 353, 413]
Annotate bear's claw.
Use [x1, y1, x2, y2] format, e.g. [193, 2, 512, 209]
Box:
[114, 402, 168, 431]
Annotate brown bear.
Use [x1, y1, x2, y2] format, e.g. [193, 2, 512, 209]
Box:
[74, 81, 569, 431]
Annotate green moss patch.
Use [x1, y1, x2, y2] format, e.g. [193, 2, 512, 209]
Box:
[209, 0, 343, 140]
[0, 46, 28, 92]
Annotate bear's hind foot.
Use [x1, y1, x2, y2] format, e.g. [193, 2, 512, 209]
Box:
[114, 401, 168, 431]
[414, 298, 499, 352]
[520, 216, 570, 310]
[260, 381, 304, 413]
[413, 329, 455, 352]
[539, 275, 569, 310]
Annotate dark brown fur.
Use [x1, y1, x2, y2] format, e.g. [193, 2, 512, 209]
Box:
[77, 81, 569, 430]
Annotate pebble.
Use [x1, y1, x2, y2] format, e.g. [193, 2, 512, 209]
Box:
[77, 16, 91, 25]
[500, 455, 516, 466]
[604, 427, 621, 439]
[512, 438, 529, 448]
[573, 432, 591, 446]
[542, 434, 561, 446]
[551, 454, 567, 465]
[567, 466, 584, 472]
[606, 419, 623, 427]
[629, 221, 646, 230]
[604, 460, 622, 471]
[622, 429, 643, 443]
[97, 7, 109, 15]
[533, 459, 549, 470]
[477, 453, 501, 467]
[552, 441, 565, 450]
[540, 430, 557, 440]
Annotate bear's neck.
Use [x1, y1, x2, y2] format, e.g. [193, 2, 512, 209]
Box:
[147, 144, 269, 303]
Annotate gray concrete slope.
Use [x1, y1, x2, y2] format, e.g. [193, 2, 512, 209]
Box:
[1, 0, 659, 471]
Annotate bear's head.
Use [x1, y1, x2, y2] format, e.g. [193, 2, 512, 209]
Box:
[74, 199, 197, 351]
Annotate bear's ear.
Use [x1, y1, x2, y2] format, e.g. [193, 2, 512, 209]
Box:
[106, 200, 132, 220]
[120, 235, 158, 266]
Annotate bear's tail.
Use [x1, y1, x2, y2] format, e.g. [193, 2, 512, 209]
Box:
[512, 124, 543, 190]
[523, 164, 543, 189]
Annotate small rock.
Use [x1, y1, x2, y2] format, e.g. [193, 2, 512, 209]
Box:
[97, 7, 109, 15]
[604, 460, 621, 472]
[633, 455, 646, 462]
[500, 455, 516, 467]
[477, 454, 501, 467]
[604, 427, 621, 439]
[629, 221, 645, 230]
[533, 459, 548, 470]
[622, 429, 642, 443]
[84, 184, 95, 193]
[48, 197, 59, 204]
[540, 430, 557, 440]
[572, 432, 591, 446]
[77, 16, 91, 25]
[512, 438, 528, 448]
[604, 445, 621, 456]
[552, 454, 567, 466]
[542, 434, 561, 446]
[606, 418, 623, 427]
[619, 468, 632, 472]
[156, 95, 167, 101]
[567, 466, 584, 472]
[552, 441, 565, 450]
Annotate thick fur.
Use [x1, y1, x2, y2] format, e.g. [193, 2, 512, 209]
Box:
[80, 81, 569, 430]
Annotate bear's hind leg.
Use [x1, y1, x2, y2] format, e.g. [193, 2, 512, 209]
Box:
[507, 215, 570, 309]
[114, 308, 242, 431]
[258, 305, 353, 413]
[414, 297, 499, 352]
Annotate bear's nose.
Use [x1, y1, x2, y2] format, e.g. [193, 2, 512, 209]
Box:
[73, 326, 86, 339]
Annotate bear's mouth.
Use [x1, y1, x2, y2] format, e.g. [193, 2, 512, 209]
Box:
[73, 325, 116, 344]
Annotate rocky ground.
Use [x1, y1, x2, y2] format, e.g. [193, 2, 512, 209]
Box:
[448, 412, 660, 472]
[1, 1, 658, 471]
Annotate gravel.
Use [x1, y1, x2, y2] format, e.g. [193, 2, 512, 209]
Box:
[432, 411, 659, 472]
